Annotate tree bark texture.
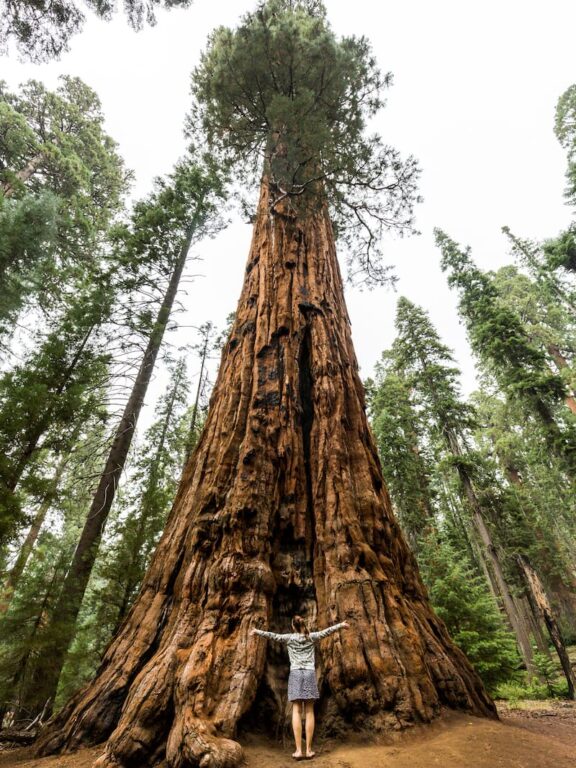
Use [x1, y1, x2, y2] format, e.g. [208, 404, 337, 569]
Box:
[36, 182, 496, 768]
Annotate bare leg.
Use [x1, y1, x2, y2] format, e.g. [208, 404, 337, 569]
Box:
[292, 701, 303, 758]
[305, 701, 315, 757]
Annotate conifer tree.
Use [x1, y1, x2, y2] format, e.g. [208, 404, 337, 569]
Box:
[389, 297, 537, 672]
[369, 361, 437, 552]
[56, 359, 191, 705]
[28, 155, 225, 717]
[418, 537, 519, 692]
[0, 421, 107, 721]
[36, 4, 493, 766]
[0, 281, 112, 544]
[555, 83, 576, 207]
[0, 77, 127, 335]
[436, 230, 576, 476]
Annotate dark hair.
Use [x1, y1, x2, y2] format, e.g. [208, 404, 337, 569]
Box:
[292, 615, 310, 637]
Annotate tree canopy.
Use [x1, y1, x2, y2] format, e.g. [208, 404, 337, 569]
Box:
[191, 0, 420, 285]
[0, 0, 194, 62]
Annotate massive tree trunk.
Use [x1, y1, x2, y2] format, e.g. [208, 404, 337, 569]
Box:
[36, 181, 495, 768]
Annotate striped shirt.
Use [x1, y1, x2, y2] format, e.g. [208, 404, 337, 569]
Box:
[254, 623, 346, 670]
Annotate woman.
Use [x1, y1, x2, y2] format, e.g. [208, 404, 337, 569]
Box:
[251, 615, 349, 760]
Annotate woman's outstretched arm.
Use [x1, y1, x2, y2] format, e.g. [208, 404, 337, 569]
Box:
[251, 628, 291, 643]
[309, 621, 349, 641]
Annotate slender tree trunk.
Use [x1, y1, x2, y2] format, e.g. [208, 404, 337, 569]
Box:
[1, 154, 44, 198]
[3, 325, 94, 496]
[495, 451, 576, 645]
[547, 573, 576, 639]
[0, 554, 65, 726]
[114, 363, 186, 633]
[518, 595, 549, 653]
[185, 331, 210, 461]
[444, 431, 536, 674]
[518, 556, 576, 699]
[36, 181, 495, 768]
[0, 451, 71, 612]
[28, 218, 199, 716]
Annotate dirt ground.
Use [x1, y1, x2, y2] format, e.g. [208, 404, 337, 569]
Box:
[0, 701, 574, 768]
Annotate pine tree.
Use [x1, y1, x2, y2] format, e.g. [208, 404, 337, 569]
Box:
[56, 359, 191, 705]
[369, 351, 521, 691]
[0, 420, 107, 721]
[36, 4, 493, 766]
[0, 281, 112, 545]
[369, 361, 437, 552]
[555, 83, 576, 207]
[28, 154, 225, 717]
[0, 77, 127, 335]
[436, 230, 576, 475]
[418, 536, 519, 692]
[389, 297, 537, 672]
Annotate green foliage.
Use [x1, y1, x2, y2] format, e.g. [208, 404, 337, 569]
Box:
[0, 193, 60, 334]
[0, 0, 194, 62]
[495, 649, 571, 702]
[554, 84, 576, 206]
[420, 536, 520, 691]
[55, 359, 192, 702]
[494, 679, 550, 703]
[191, 0, 419, 284]
[0, 428, 105, 717]
[544, 227, 576, 274]
[0, 282, 112, 545]
[436, 229, 576, 474]
[370, 361, 437, 550]
[0, 77, 127, 330]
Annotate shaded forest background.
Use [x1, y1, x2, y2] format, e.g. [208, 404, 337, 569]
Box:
[0, 0, 576, 729]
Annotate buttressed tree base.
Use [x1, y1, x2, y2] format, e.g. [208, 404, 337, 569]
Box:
[35, 180, 496, 768]
[35, 2, 496, 765]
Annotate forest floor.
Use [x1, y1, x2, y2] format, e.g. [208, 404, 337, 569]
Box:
[0, 700, 574, 768]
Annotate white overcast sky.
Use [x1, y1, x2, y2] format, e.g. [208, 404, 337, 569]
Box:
[3, 0, 576, 416]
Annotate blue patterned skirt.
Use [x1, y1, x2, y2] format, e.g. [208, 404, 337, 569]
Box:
[288, 668, 320, 701]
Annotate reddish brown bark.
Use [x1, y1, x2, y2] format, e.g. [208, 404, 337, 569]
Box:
[36, 181, 495, 768]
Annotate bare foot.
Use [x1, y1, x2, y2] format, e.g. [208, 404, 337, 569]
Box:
[306, 751, 315, 759]
[292, 750, 303, 760]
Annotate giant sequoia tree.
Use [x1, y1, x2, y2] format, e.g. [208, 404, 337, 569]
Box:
[36, 3, 495, 766]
